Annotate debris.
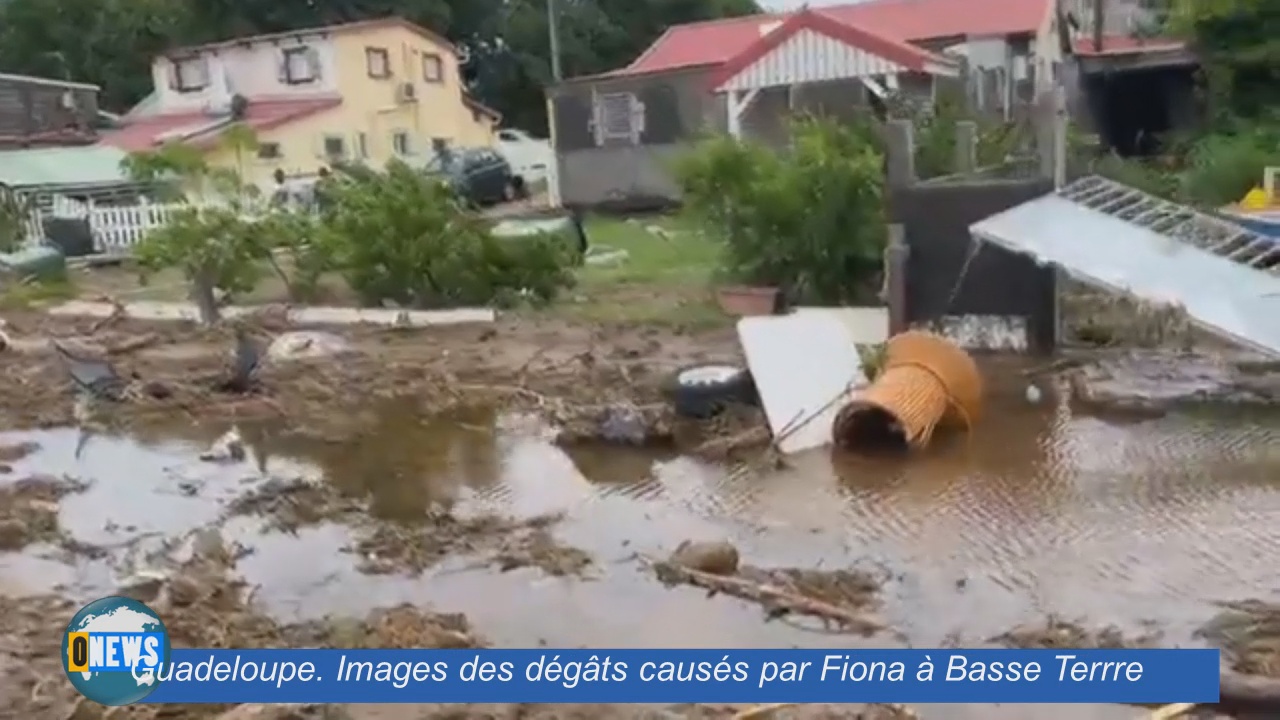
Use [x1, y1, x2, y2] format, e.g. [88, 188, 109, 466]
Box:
[200, 426, 246, 463]
[222, 325, 263, 393]
[51, 339, 126, 402]
[0, 441, 38, 462]
[992, 615, 1156, 649]
[834, 331, 982, 452]
[738, 312, 867, 454]
[1024, 383, 1043, 403]
[1069, 350, 1280, 412]
[596, 402, 650, 445]
[669, 364, 755, 420]
[649, 554, 888, 635]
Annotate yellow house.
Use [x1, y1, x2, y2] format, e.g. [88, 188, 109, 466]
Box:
[105, 18, 501, 189]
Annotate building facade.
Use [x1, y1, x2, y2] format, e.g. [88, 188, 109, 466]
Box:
[104, 18, 500, 189]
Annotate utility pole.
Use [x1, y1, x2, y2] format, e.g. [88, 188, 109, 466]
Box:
[545, 0, 564, 207]
[1092, 0, 1105, 52]
[547, 0, 563, 82]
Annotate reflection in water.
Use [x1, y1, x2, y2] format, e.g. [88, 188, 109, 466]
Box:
[0, 382, 1278, 668]
[261, 403, 501, 521]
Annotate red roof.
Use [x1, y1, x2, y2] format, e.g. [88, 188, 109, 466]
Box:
[621, 0, 1051, 77]
[1072, 35, 1185, 56]
[100, 97, 341, 153]
[708, 9, 951, 90]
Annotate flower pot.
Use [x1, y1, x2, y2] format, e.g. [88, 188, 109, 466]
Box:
[716, 285, 779, 317]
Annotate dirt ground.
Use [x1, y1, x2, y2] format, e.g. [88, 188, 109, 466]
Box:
[2, 308, 1277, 719]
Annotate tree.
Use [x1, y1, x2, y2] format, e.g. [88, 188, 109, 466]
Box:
[676, 118, 887, 305]
[318, 161, 575, 307]
[1159, 0, 1280, 125]
[0, 0, 761, 133]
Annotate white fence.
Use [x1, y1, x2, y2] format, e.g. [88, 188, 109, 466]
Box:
[26, 197, 192, 255]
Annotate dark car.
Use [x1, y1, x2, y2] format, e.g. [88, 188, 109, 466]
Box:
[426, 147, 526, 207]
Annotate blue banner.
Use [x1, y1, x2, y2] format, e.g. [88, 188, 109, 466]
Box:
[134, 648, 1221, 704]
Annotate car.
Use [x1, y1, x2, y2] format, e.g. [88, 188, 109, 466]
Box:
[495, 128, 552, 183]
[425, 147, 526, 207]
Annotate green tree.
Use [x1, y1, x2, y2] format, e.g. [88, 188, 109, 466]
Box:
[676, 118, 887, 305]
[0, 0, 760, 133]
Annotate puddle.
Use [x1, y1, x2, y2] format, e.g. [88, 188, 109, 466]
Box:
[1, 372, 1278, 717]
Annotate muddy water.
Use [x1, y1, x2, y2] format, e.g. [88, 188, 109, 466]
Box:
[2, 372, 1279, 718]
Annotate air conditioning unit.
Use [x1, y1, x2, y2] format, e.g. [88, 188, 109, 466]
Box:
[395, 82, 417, 103]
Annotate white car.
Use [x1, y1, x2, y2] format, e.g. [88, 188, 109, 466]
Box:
[495, 128, 552, 184]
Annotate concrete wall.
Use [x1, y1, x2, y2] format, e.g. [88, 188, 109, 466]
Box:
[0, 75, 100, 148]
[548, 67, 936, 208]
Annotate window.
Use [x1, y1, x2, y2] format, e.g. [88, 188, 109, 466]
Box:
[171, 56, 209, 93]
[366, 47, 391, 79]
[282, 46, 319, 84]
[356, 132, 368, 159]
[592, 92, 643, 145]
[323, 135, 346, 160]
[392, 131, 411, 156]
[422, 53, 444, 83]
[257, 143, 282, 160]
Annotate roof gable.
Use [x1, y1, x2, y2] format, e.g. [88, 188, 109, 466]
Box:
[623, 0, 1051, 77]
[708, 9, 954, 91]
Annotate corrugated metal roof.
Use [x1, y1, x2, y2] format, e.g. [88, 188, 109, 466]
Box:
[0, 144, 131, 188]
[970, 176, 1280, 357]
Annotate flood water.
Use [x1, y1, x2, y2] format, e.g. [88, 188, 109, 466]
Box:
[2, 366, 1279, 718]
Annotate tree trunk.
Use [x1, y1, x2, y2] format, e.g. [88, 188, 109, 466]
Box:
[190, 265, 221, 326]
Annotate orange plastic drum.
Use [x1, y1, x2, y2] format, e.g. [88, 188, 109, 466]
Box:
[832, 330, 983, 451]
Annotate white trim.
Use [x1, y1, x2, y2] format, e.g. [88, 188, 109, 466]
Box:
[726, 88, 760, 138]
[924, 61, 960, 77]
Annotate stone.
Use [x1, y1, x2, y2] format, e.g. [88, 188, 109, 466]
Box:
[669, 539, 740, 576]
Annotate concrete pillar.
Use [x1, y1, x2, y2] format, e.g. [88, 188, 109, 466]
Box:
[885, 224, 910, 336]
[885, 120, 915, 188]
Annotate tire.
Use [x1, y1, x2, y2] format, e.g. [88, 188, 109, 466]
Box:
[668, 364, 757, 419]
[502, 179, 518, 202]
[511, 175, 528, 199]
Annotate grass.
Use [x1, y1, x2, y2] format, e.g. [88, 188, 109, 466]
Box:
[34, 212, 734, 329]
[0, 274, 77, 310]
[548, 214, 729, 328]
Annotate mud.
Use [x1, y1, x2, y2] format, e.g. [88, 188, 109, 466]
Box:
[0, 313, 745, 448]
[1068, 350, 1280, 413]
[0, 530, 480, 720]
[0, 473, 88, 550]
[992, 616, 1159, 650]
[3, 308, 1280, 720]
[1199, 601, 1280, 678]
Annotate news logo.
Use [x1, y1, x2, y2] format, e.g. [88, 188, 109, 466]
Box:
[62, 596, 171, 706]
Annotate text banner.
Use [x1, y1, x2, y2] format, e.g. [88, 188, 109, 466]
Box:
[141, 648, 1220, 704]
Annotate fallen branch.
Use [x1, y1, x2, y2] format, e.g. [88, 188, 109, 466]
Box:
[646, 557, 888, 636]
[106, 332, 159, 355]
[1147, 702, 1193, 719]
[1145, 670, 1280, 717]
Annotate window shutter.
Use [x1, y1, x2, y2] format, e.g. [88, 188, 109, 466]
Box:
[307, 49, 322, 79]
[629, 95, 646, 143]
[167, 63, 179, 90]
[278, 53, 289, 83]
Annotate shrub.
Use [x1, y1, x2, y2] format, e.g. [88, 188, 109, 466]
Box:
[317, 160, 574, 308]
[675, 117, 886, 304]
[133, 205, 265, 298]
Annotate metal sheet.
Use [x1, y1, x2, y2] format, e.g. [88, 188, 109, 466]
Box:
[970, 177, 1280, 357]
[737, 313, 867, 454]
